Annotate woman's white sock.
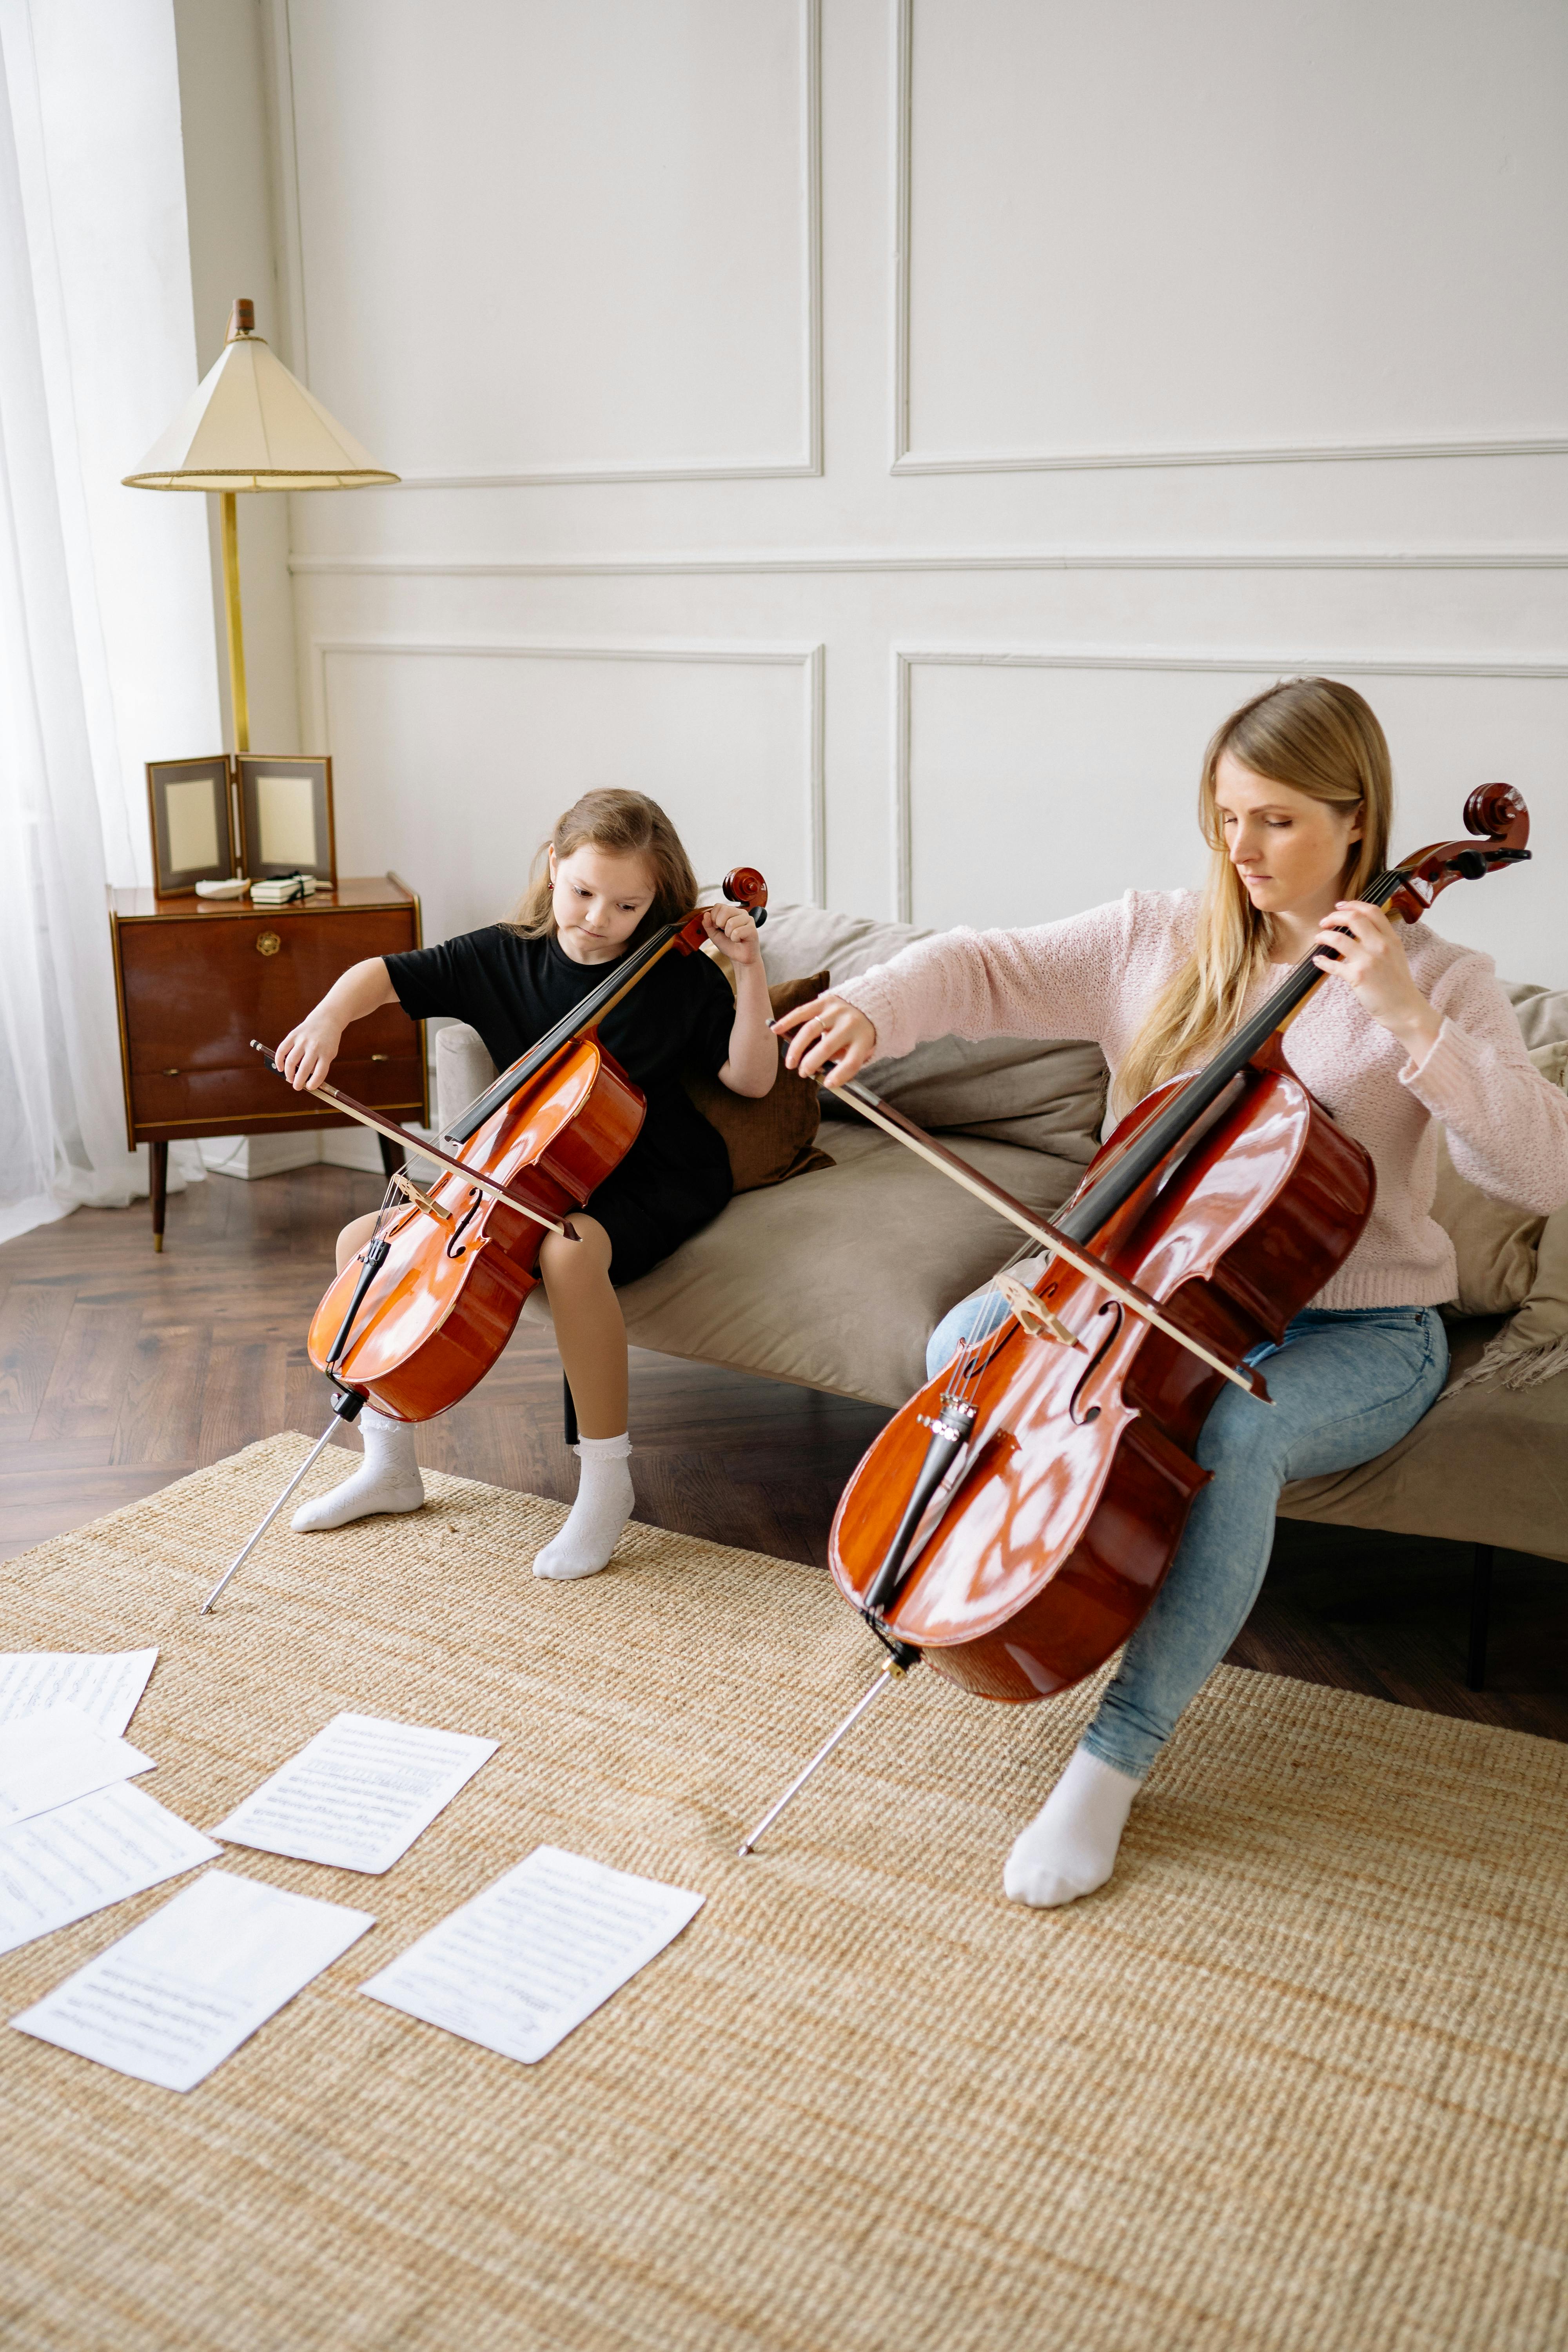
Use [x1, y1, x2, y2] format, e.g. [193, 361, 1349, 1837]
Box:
[290, 1408, 425, 1532]
[1003, 1745, 1140, 1908]
[533, 1433, 634, 1581]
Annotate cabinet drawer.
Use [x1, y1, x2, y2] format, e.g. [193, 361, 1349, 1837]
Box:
[129, 1054, 425, 1137]
[118, 909, 419, 1072]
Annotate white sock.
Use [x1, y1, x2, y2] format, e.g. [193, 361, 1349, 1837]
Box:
[290, 1408, 425, 1532]
[1003, 1745, 1140, 1909]
[533, 1433, 634, 1581]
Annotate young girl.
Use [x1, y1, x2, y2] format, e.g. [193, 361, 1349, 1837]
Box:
[777, 679, 1568, 1911]
[274, 789, 777, 1579]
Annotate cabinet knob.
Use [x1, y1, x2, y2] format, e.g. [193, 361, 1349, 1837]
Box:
[163, 1067, 180, 1077]
[371, 1053, 388, 1062]
[256, 930, 282, 957]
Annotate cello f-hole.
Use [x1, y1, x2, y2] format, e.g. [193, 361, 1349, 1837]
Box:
[445, 1196, 483, 1260]
[1069, 1302, 1123, 1425]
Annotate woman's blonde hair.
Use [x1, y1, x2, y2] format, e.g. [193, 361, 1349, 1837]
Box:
[1114, 678, 1393, 1112]
[507, 788, 699, 942]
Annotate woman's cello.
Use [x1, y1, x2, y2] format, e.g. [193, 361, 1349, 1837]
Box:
[200, 867, 768, 1612]
[740, 786, 1529, 1850]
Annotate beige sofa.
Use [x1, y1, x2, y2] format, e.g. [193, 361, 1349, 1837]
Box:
[434, 904, 1568, 1682]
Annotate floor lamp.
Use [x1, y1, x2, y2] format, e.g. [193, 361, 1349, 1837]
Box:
[123, 297, 398, 757]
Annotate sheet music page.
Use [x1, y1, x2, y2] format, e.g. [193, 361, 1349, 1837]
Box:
[0, 1704, 153, 1831]
[12, 1869, 374, 2093]
[0, 1650, 158, 1738]
[360, 1846, 704, 2064]
[211, 1712, 498, 1875]
[0, 1782, 220, 1957]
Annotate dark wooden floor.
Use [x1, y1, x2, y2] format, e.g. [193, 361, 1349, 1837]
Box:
[3, 1166, 1564, 1741]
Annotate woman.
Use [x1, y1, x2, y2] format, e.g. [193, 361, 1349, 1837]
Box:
[777, 680, 1568, 1908]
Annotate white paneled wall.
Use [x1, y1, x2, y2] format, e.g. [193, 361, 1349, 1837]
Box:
[184, 0, 1568, 984]
[319, 639, 824, 931]
[287, 0, 818, 482]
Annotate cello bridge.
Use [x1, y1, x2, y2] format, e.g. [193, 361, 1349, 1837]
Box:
[993, 1270, 1082, 1349]
[390, 1169, 454, 1224]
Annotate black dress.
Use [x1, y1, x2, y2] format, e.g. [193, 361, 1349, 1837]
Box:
[385, 926, 737, 1286]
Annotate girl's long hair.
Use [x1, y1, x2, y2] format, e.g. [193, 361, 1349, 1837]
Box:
[1114, 678, 1393, 1113]
[507, 789, 699, 943]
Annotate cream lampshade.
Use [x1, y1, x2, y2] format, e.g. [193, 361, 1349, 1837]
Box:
[123, 298, 398, 753]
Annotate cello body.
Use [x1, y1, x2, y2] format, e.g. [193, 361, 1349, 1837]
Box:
[307, 1036, 643, 1423]
[829, 1037, 1375, 1701]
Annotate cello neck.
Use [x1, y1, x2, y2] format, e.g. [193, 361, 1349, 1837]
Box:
[1051, 866, 1410, 1247]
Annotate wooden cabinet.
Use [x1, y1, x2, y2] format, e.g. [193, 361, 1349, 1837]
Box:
[108, 875, 428, 1248]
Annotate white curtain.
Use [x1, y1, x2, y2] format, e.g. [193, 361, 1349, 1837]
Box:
[0, 0, 220, 1244]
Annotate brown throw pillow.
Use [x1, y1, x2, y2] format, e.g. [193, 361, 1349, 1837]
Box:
[681, 969, 835, 1193]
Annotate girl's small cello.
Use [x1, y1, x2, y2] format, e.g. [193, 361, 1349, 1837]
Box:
[200, 867, 767, 1610]
[740, 787, 1528, 1850]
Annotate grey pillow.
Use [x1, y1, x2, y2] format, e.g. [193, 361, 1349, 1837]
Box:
[1504, 981, 1568, 1054]
[759, 902, 1108, 1166]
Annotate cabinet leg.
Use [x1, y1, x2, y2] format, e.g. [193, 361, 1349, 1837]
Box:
[149, 1140, 168, 1253]
[377, 1133, 406, 1180]
[563, 1375, 579, 1450]
[1466, 1543, 1495, 1692]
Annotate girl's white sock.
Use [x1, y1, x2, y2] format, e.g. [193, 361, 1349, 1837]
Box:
[291, 1408, 425, 1532]
[1003, 1745, 1140, 1908]
[533, 1433, 634, 1581]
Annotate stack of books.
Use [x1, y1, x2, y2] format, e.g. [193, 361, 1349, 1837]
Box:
[250, 873, 319, 906]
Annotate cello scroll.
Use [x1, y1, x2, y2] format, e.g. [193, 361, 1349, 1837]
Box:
[1384, 783, 1530, 924]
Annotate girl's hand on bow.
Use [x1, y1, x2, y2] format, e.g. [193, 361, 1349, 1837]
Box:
[702, 903, 762, 967]
[772, 992, 878, 1085]
[276, 1007, 343, 1092]
[1312, 901, 1442, 1060]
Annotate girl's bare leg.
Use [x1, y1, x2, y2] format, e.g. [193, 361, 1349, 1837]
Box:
[538, 1215, 627, 1436]
[534, 1214, 634, 1579]
[292, 1211, 425, 1532]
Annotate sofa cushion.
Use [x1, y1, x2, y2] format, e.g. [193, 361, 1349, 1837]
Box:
[524, 1122, 1089, 1408]
[758, 902, 1109, 1165]
[1504, 981, 1568, 1053]
[1434, 1040, 1568, 1313]
[1280, 1314, 1568, 1563]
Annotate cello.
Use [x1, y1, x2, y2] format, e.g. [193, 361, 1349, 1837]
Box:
[200, 867, 769, 1611]
[739, 786, 1529, 1850]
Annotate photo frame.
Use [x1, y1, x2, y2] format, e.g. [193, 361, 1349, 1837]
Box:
[146, 756, 237, 896]
[237, 755, 337, 887]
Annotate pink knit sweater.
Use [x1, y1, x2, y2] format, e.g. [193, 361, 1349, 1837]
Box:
[837, 892, 1568, 1310]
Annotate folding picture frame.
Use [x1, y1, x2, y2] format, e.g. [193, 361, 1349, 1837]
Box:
[236, 755, 337, 887]
[146, 756, 238, 897]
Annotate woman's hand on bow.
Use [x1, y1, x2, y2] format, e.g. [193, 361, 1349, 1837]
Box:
[772, 992, 878, 1086]
[1312, 901, 1442, 1061]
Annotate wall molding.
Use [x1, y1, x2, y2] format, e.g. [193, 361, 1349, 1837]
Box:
[274, 0, 823, 489]
[892, 643, 1568, 920]
[311, 636, 827, 905]
[290, 548, 1568, 579]
[889, 0, 1568, 478]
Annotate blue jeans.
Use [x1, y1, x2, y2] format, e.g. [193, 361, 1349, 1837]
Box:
[925, 1290, 1450, 1779]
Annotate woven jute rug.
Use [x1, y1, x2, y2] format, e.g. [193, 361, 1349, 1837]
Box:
[2, 1437, 1566, 2352]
